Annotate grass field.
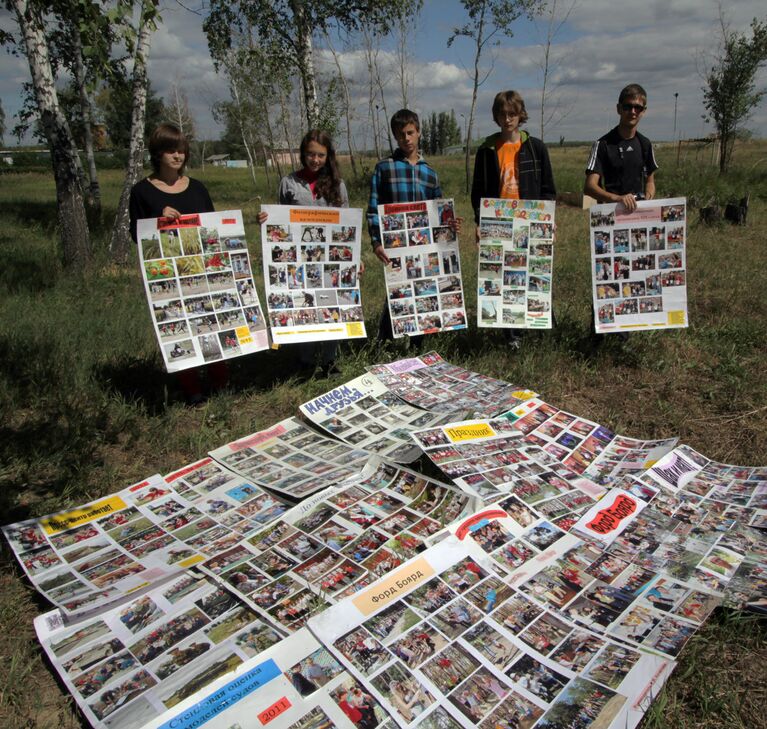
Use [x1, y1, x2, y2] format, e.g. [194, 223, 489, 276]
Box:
[1, 140, 766, 727]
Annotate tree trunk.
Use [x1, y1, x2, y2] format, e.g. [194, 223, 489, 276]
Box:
[465, 4, 486, 194]
[110, 0, 154, 262]
[72, 22, 101, 215]
[322, 31, 358, 179]
[279, 94, 299, 170]
[290, 0, 319, 128]
[13, 0, 91, 266]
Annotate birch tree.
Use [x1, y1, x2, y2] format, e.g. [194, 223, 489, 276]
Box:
[449, 0, 542, 192]
[10, 0, 91, 265]
[109, 0, 159, 261]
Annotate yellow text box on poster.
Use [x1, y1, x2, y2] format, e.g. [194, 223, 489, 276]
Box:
[346, 322, 364, 337]
[667, 310, 686, 326]
[352, 557, 435, 616]
[445, 423, 496, 443]
[289, 209, 340, 224]
[40, 495, 128, 535]
[235, 325, 253, 344]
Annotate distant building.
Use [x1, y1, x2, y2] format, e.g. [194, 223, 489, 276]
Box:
[206, 154, 230, 167]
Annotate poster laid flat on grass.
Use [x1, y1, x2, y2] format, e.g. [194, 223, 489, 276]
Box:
[378, 198, 468, 337]
[198, 458, 480, 635]
[137, 210, 269, 371]
[299, 372, 454, 463]
[2, 475, 209, 616]
[261, 204, 366, 344]
[368, 351, 537, 416]
[309, 537, 674, 729]
[590, 197, 688, 333]
[208, 418, 371, 499]
[478, 198, 556, 329]
[34, 574, 284, 728]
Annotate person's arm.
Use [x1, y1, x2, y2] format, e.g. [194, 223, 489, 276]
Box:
[470, 148, 486, 225]
[584, 140, 637, 211]
[584, 172, 638, 212]
[538, 143, 557, 201]
[367, 164, 389, 264]
[339, 180, 349, 208]
[644, 172, 656, 200]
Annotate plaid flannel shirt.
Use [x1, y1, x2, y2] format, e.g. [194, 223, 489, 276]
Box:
[367, 149, 442, 247]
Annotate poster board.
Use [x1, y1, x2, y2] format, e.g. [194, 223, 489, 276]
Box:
[378, 198, 468, 337]
[478, 198, 556, 329]
[261, 204, 366, 344]
[589, 197, 688, 333]
[137, 210, 269, 371]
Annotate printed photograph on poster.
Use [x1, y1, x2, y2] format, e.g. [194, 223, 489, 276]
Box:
[378, 199, 468, 337]
[589, 197, 688, 333]
[478, 198, 555, 329]
[137, 210, 269, 371]
[261, 204, 367, 344]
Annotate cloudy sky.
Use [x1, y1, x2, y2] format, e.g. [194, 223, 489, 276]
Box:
[1, 0, 766, 148]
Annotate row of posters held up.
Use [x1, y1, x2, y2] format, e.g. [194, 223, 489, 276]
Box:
[137, 198, 689, 371]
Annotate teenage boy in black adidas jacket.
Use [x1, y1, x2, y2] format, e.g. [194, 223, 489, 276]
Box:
[584, 83, 657, 213]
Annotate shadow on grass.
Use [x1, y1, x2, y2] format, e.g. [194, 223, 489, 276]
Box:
[94, 356, 173, 415]
[0, 237, 58, 294]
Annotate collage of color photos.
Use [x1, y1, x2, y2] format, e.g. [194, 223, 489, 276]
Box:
[410, 417, 605, 514]
[137, 211, 269, 371]
[367, 352, 537, 417]
[1, 475, 207, 616]
[208, 417, 371, 499]
[261, 204, 366, 344]
[590, 197, 688, 333]
[299, 373, 454, 463]
[477, 198, 556, 329]
[143, 628, 387, 729]
[378, 199, 468, 337]
[199, 459, 480, 634]
[310, 538, 674, 729]
[35, 575, 285, 728]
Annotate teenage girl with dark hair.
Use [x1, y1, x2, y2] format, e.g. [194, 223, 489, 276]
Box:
[259, 129, 355, 376]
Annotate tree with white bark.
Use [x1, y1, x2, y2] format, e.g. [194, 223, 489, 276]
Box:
[449, 0, 543, 192]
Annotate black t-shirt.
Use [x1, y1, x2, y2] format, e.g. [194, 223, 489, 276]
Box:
[129, 177, 214, 242]
[586, 128, 658, 196]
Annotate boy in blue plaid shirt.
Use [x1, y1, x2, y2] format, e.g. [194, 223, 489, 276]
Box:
[368, 109, 460, 339]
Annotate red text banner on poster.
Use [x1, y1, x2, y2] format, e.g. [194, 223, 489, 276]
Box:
[586, 493, 638, 535]
[157, 214, 201, 230]
[258, 697, 292, 725]
[383, 202, 427, 214]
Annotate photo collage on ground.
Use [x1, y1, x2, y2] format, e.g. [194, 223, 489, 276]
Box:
[137, 210, 269, 371]
[310, 538, 673, 729]
[140, 628, 389, 729]
[367, 351, 536, 417]
[299, 373, 457, 463]
[261, 205, 366, 343]
[590, 198, 687, 332]
[209, 417, 372, 499]
[198, 459, 480, 635]
[35, 573, 285, 728]
[378, 199, 468, 337]
[477, 198, 555, 329]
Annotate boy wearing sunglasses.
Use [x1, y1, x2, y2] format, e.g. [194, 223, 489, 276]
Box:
[584, 84, 657, 212]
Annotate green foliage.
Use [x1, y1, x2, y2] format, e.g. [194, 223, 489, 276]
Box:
[421, 110, 462, 154]
[100, 77, 165, 150]
[703, 17, 767, 174]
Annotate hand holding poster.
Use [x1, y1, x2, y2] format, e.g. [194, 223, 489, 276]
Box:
[478, 198, 556, 328]
[137, 210, 269, 371]
[261, 204, 366, 343]
[590, 197, 688, 333]
[378, 199, 468, 337]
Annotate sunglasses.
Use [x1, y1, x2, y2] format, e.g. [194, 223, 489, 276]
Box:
[621, 103, 646, 112]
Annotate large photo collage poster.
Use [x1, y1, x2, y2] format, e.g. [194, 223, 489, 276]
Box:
[478, 198, 556, 329]
[137, 210, 269, 371]
[590, 197, 688, 333]
[378, 198, 468, 337]
[261, 205, 366, 344]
